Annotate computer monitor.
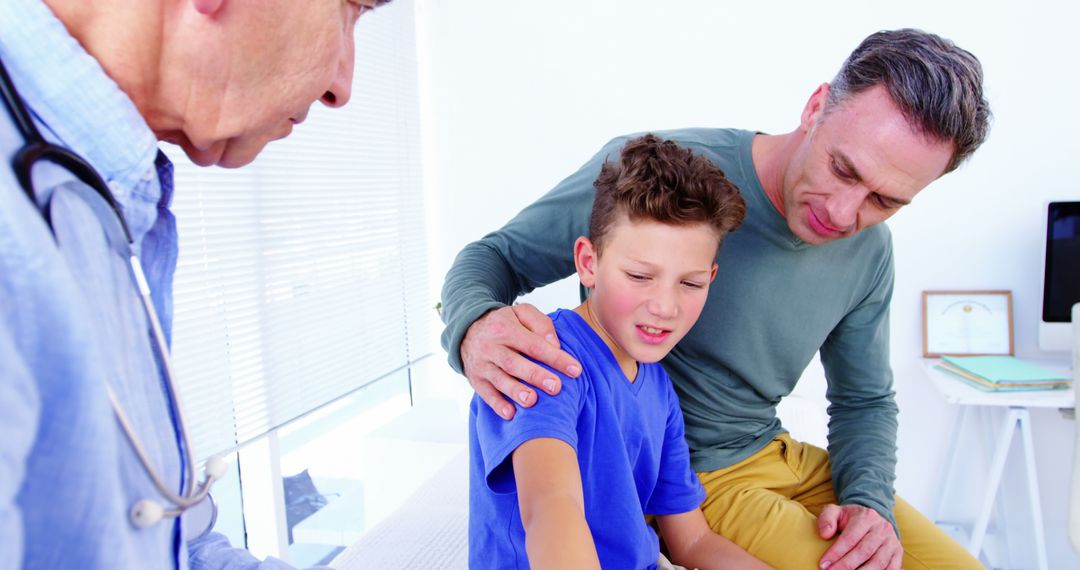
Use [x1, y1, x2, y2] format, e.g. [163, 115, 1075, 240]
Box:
[1039, 201, 1080, 352]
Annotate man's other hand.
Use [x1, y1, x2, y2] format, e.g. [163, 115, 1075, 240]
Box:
[817, 504, 901, 570]
[461, 304, 582, 420]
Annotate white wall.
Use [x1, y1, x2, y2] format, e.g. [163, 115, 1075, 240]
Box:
[416, 1, 1080, 567]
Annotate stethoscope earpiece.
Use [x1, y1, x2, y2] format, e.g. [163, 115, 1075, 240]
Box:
[129, 454, 227, 534]
[131, 499, 166, 529]
[131, 499, 186, 529]
[204, 455, 227, 481]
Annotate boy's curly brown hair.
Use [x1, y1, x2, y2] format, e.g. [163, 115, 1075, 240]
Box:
[590, 134, 745, 254]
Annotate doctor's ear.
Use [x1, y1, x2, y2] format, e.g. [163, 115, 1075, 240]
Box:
[574, 236, 598, 289]
[191, 0, 225, 15]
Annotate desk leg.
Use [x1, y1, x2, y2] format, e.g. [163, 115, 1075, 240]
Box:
[969, 408, 1021, 558]
[933, 405, 968, 523]
[1017, 408, 1049, 570]
[980, 407, 1013, 565]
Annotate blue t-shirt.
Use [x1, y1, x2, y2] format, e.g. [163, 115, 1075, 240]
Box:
[469, 309, 706, 570]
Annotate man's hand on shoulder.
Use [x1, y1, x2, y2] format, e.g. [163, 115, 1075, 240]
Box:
[461, 304, 582, 420]
[816, 504, 901, 570]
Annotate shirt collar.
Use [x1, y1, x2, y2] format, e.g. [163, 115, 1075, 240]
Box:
[738, 130, 809, 250]
[0, 0, 161, 221]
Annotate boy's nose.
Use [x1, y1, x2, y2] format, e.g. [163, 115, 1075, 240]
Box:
[647, 290, 678, 320]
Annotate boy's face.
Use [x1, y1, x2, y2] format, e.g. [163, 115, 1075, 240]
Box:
[574, 216, 719, 370]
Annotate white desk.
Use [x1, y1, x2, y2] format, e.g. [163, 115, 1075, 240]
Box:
[922, 358, 1073, 570]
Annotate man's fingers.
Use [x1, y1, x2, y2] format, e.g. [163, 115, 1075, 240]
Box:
[887, 548, 903, 570]
[818, 505, 899, 570]
[465, 305, 579, 385]
[461, 307, 550, 393]
[826, 529, 884, 570]
[818, 506, 870, 569]
[513, 305, 582, 379]
[459, 305, 580, 421]
[512, 304, 561, 347]
[495, 345, 564, 397]
[470, 371, 518, 420]
[819, 529, 863, 569]
[817, 504, 842, 539]
[516, 333, 581, 383]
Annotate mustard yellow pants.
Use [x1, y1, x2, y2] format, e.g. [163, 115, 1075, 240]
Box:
[696, 434, 981, 570]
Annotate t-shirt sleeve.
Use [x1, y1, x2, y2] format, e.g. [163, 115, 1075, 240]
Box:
[473, 364, 586, 495]
[644, 381, 706, 515]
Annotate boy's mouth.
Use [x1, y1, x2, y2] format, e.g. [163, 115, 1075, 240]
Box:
[636, 324, 671, 345]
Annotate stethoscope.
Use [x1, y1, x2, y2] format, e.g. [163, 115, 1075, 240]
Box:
[0, 58, 225, 540]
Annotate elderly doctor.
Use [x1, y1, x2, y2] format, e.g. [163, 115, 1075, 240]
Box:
[0, 0, 386, 568]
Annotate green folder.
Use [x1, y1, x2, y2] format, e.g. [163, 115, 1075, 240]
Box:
[938, 368, 1071, 392]
[940, 355, 1070, 384]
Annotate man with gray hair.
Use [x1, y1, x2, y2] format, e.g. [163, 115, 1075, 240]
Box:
[441, 28, 990, 569]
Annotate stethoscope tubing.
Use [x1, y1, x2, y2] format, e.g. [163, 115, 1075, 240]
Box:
[0, 56, 132, 241]
[113, 255, 203, 507]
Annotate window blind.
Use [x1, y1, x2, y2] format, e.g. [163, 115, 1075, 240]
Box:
[167, 0, 429, 461]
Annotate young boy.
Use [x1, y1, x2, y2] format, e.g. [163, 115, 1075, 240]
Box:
[468, 134, 770, 570]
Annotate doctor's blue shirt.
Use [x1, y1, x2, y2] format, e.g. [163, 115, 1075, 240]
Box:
[0, 1, 294, 568]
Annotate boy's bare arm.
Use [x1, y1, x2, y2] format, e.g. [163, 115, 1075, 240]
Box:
[511, 438, 601, 570]
[657, 510, 773, 570]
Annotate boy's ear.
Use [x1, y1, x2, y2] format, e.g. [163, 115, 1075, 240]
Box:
[708, 263, 718, 283]
[574, 236, 598, 289]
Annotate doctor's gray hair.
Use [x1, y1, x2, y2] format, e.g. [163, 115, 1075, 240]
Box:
[825, 28, 991, 174]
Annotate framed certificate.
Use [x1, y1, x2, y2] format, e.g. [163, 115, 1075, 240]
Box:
[922, 290, 1014, 357]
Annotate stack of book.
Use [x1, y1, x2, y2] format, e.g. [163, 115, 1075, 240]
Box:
[936, 355, 1071, 392]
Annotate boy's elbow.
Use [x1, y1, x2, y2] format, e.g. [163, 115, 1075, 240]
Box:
[666, 536, 705, 567]
[656, 511, 717, 567]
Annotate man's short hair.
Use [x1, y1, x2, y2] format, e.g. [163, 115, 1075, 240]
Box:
[589, 134, 745, 254]
[827, 28, 991, 174]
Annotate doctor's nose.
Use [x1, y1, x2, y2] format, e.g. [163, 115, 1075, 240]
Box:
[321, 40, 356, 108]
